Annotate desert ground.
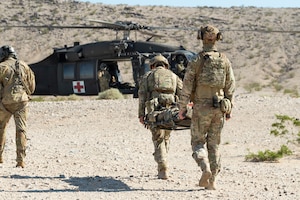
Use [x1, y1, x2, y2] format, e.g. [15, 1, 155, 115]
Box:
[0, 89, 299, 200]
[0, 1, 300, 200]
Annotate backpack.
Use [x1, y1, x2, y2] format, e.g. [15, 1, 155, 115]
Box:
[150, 67, 176, 94]
[15, 60, 35, 95]
[191, 51, 226, 102]
[198, 51, 226, 88]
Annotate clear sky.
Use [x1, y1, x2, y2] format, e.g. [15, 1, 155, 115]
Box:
[80, 0, 300, 8]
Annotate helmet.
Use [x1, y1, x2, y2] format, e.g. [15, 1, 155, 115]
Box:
[150, 54, 169, 68]
[197, 24, 222, 41]
[0, 45, 17, 62]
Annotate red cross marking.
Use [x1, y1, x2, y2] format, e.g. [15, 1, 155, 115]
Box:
[74, 81, 84, 92]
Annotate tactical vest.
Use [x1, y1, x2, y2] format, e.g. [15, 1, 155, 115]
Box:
[198, 51, 226, 89]
[0, 59, 35, 104]
[147, 67, 177, 108]
[151, 67, 176, 93]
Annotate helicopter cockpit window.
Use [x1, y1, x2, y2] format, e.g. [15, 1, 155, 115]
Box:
[63, 63, 75, 80]
[79, 61, 94, 79]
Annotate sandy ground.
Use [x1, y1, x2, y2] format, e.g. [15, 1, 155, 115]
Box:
[0, 91, 299, 200]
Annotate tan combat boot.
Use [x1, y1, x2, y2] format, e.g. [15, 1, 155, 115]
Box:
[199, 158, 212, 187]
[157, 162, 168, 180]
[205, 181, 216, 190]
[16, 161, 25, 168]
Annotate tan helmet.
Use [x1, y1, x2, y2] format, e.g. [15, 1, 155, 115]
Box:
[150, 54, 169, 68]
[197, 24, 222, 41]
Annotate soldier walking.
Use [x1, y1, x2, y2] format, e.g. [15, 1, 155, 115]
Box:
[138, 54, 182, 179]
[178, 25, 235, 189]
[0, 45, 35, 168]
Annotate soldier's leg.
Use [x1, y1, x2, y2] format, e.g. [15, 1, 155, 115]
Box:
[191, 106, 212, 187]
[13, 102, 28, 168]
[205, 109, 224, 190]
[0, 107, 12, 163]
[151, 128, 169, 179]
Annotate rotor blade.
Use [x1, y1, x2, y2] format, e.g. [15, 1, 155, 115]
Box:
[87, 19, 128, 30]
[138, 30, 164, 38]
[0, 25, 113, 29]
[224, 29, 300, 33]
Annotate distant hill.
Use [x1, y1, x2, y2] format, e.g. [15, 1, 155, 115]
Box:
[1, 0, 299, 96]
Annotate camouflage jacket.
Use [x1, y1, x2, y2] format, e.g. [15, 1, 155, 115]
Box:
[138, 66, 183, 118]
[0, 57, 36, 104]
[179, 46, 235, 112]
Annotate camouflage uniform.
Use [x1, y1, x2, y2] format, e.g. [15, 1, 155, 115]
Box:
[138, 55, 182, 179]
[98, 63, 111, 92]
[179, 25, 235, 189]
[0, 46, 35, 168]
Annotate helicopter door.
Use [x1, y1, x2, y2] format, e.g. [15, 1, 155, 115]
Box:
[58, 60, 99, 95]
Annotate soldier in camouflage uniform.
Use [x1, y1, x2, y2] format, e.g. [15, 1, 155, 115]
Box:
[138, 54, 182, 179]
[178, 25, 235, 189]
[0, 45, 35, 168]
[98, 63, 111, 92]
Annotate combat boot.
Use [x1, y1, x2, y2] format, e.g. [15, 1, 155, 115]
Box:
[205, 181, 216, 190]
[157, 162, 168, 180]
[158, 169, 168, 180]
[199, 158, 212, 187]
[16, 161, 25, 168]
[0, 156, 3, 163]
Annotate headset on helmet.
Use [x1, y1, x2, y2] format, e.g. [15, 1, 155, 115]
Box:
[0, 45, 17, 62]
[150, 54, 169, 68]
[197, 25, 223, 41]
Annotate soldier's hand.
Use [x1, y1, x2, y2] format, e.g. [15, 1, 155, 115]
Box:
[178, 110, 186, 120]
[139, 116, 145, 125]
[225, 113, 231, 120]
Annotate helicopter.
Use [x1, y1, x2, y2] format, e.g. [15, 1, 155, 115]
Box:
[4, 20, 196, 97]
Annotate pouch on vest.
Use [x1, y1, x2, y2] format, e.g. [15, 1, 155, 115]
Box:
[146, 98, 159, 113]
[220, 98, 232, 114]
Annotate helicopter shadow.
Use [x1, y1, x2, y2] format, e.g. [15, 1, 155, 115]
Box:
[4, 175, 201, 193]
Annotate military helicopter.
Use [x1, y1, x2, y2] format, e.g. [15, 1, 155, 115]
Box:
[4, 20, 195, 97]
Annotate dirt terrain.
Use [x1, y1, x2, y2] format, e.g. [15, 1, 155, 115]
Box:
[0, 1, 300, 199]
[0, 91, 299, 199]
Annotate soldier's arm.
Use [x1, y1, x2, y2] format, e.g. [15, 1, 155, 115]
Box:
[138, 76, 147, 119]
[175, 75, 183, 96]
[223, 58, 235, 102]
[178, 57, 198, 111]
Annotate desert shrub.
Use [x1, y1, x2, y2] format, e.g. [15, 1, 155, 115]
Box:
[245, 114, 299, 162]
[97, 88, 124, 100]
[245, 145, 292, 162]
[270, 115, 300, 142]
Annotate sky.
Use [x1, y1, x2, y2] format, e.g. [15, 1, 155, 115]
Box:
[80, 0, 300, 8]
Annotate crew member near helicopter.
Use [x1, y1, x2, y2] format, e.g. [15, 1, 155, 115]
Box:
[97, 63, 111, 92]
[0, 45, 35, 168]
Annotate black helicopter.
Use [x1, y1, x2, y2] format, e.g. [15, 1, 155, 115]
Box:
[6, 20, 196, 97]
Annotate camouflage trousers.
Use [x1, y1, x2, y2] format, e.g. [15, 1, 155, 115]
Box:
[190, 103, 224, 181]
[0, 102, 28, 163]
[150, 127, 171, 170]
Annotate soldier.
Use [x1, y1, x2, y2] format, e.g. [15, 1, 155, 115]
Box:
[138, 54, 182, 179]
[0, 45, 35, 168]
[174, 55, 186, 79]
[98, 63, 111, 92]
[178, 25, 235, 190]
